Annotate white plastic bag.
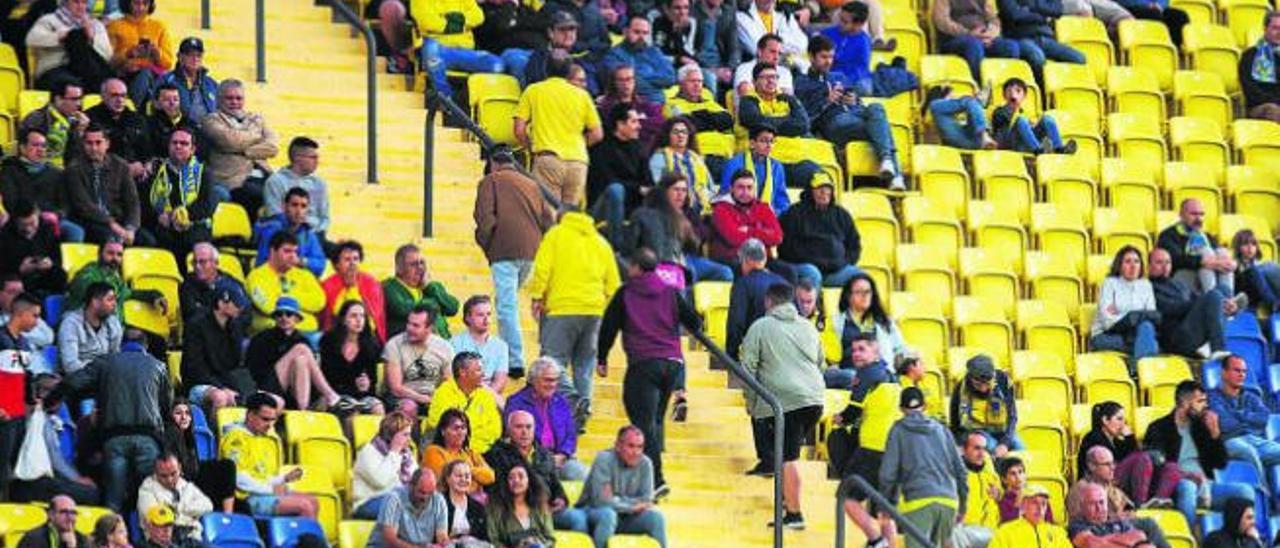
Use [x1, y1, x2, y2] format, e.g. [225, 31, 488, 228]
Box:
[14, 407, 52, 481]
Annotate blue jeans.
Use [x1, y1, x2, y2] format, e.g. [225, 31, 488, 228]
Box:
[590, 182, 627, 248]
[58, 218, 84, 243]
[491, 259, 533, 372]
[1012, 37, 1086, 81]
[102, 434, 160, 512]
[794, 263, 863, 288]
[1088, 319, 1159, 360]
[501, 48, 533, 85]
[997, 115, 1063, 153]
[939, 35, 1021, 81]
[686, 255, 734, 283]
[421, 38, 504, 98]
[555, 506, 617, 548]
[931, 97, 989, 150]
[1225, 434, 1280, 484]
[979, 431, 1025, 453]
[822, 103, 897, 166]
[1173, 478, 1257, 526]
[352, 495, 387, 520]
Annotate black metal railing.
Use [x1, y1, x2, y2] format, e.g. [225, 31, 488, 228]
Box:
[255, 0, 266, 82]
[834, 475, 933, 548]
[200, 0, 210, 29]
[326, 0, 378, 184]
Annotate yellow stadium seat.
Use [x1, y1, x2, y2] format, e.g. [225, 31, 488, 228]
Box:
[1057, 16, 1114, 85]
[608, 535, 662, 548]
[1173, 71, 1232, 132]
[1043, 109, 1103, 169]
[911, 145, 970, 220]
[123, 300, 169, 338]
[960, 247, 1021, 318]
[1232, 118, 1280, 172]
[1070, 402, 1094, 446]
[774, 137, 843, 185]
[1117, 19, 1178, 91]
[186, 251, 246, 285]
[467, 73, 520, 116]
[17, 90, 44, 119]
[123, 247, 182, 283]
[556, 531, 596, 548]
[893, 291, 952, 368]
[1168, 117, 1229, 185]
[166, 350, 182, 389]
[1107, 66, 1166, 123]
[1101, 157, 1160, 233]
[212, 202, 253, 243]
[350, 414, 382, 452]
[81, 94, 101, 111]
[882, 5, 926, 74]
[1224, 167, 1280, 237]
[1092, 208, 1153, 256]
[902, 195, 962, 269]
[284, 411, 353, 492]
[1011, 350, 1073, 416]
[1164, 161, 1223, 235]
[74, 506, 113, 536]
[1030, 203, 1090, 278]
[845, 141, 883, 184]
[339, 520, 375, 548]
[1016, 300, 1078, 371]
[1044, 62, 1104, 122]
[921, 54, 978, 96]
[1172, 0, 1217, 23]
[1106, 112, 1167, 182]
[1134, 509, 1195, 548]
[841, 191, 899, 268]
[279, 465, 341, 542]
[1018, 400, 1070, 465]
[0, 503, 47, 547]
[1135, 405, 1165, 441]
[967, 200, 1026, 276]
[1137, 356, 1193, 408]
[61, 242, 98, 279]
[980, 58, 1041, 118]
[972, 150, 1034, 226]
[953, 296, 1014, 366]
[470, 74, 521, 147]
[1075, 352, 1138, 422]
[0, 43, 16, 67]
[562, 480, 585, 504]
[1221, 0, 1271, 47]
[859, 383, 904, 452]
[947, 346, 992, 384]
[1036, 154, 1098, 228]
[1181, 25, 1240, 96]
[0, 62, 22, 114]
[896, 243, 957, 314]
[1024, 251, 1085, 319]
[692, 281, 731, 315]
[1085, 255, 1113, 296]
[1218, 214, 1276, 260]
[1028, 475, 1070, 525]
[216, 407, 249, 436]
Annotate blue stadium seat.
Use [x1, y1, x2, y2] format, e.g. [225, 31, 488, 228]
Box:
[1199, 511, 1223, 536]
[1266, 363, 1280, 405]
[1268, 414, 1280, 441]
[41, 346, 57, 370]
[1220, 460, 1260, 485]
[55, 404, 76, 464]
[43, 294, 62, 326]
[189, 405, 216, 461]
[266, 517, 325, 548]
[1227, 311, 1263, 338]
[201, 513, 264, 548]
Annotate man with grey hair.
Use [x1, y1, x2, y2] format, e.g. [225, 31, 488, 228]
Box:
[726, 237, 788, 476]
[665, 64, 735, 133]
[1067, 445, 1173, 548]
[504, 356, 587, 480]
[179, 242, 249, 326]
[201, 79, 279, 220]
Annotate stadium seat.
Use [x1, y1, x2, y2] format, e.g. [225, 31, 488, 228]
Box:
[277, 465, 341, 541]
[881, 4, 926, 74]
[1105, 114, 1168, 193]
[952, 296, 1014, 366]
[1168, 117, 1229, 185]
[267, 516, 326, 548]
[966, 200, 1026, 275]
[896, 243, 957, 315]
[338, 520, 375, 548]
[1173, 71, 1233, 134]
[123, 246, 182, 320]
[1222, 0, 1271, 47]
[1133, 509, 1195, 548]
[1034, 156, 1096, 230]
[959, 247, 1021, 318]
[1181, 25, 1241, 97]
[692, 281, 732, 348]
[911, 145, 970, 220]
[1016, 300, 1078, 372]
[1117, 19, 1178, 91]
[608, 535, 663, 548]
[1074, 353, 1138, 422]
[1136, 356, 1193, 408]
[1232, 119, 1280, 172]
[1030, 203, 1090, 278]
[972, 150, 1034, 225]
[1163, 161, 1223, 234]
[467, 73, 520, 146]
[1100, 158, 1160, 233]
[844, 141, 884, 184]
[61, 242, 98, 279]
[74, 506, 113, 536]
[17, 90, 44, 119]
[283, 411, 353, 491]
[902, 195, 963, 270]
[1106, 66, 1166, 124]
[123, 300, 169, 339]
[1056, 16, 1114, 85]
[1042, 109, 1103, 168]
[1023, 251, 1084, 320]
[1011, 350, 1073, 417]
[556, 531, 596, 548]
[980, 58, 1040, 117]
[186, 251, 247, 284]
[1044, 61, 1104, 122]
[216, 406, 248, 435]
[1070, 402, 1094, 446]
[921, 54, 978, 96]
[773, 137, 843, 185]
[203, 513, 267, 548]
[1267, 414, 1280, 441]
[1134, 405, 1165, 441]
[0, 503, 48, 547]
[1028, 476, 1069, 525]
[1223, 166, 1280, 237]
[1092, 208, 1153, 257]
[189, 396, 216, 460]
[892, 291, 952, 368]
[841, 191, 899, 268]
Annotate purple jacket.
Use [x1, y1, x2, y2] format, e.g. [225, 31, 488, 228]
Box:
[597, 271, 702, 363]
[505, 386, 577, 457]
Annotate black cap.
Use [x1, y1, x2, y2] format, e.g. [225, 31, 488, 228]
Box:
[550, 11, 579, 29]
[490, 145, 516, 165]
[899, 387, 925, 410]
[966, 354, 996, 379]
[179, 37, 204, 54]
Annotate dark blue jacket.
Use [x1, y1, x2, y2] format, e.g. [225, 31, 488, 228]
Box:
[727, 268, 787, 359]
[1208, 387, 1270, 439]
[152, 67, 218, 125]
[252, 214, 327, 278]
[602, 43, 678, 103]
[818, 26, 872, 84]
[839, 360, 893, 424]
[997, 0, 1064, 39]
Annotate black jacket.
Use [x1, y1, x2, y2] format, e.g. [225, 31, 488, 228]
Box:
[181, 309, 249, 392]
[0, 156, 64, 214]
[1240, 45, 1280, 111]
[1144, 410, 1227, 480]
[1151, 276, 1196, 328]
[738, 93, 810, 138]
[997, 0, 1062, 39]
[86, 104, 151, 164]
[444, 495, 490, 542]
[587, 135, 651, 210]
[244, 327, 308, 396]
[628, 206, 699, 263]
[777, 192, 861, 273]
[1076, 430, 1141, 480]
[484, 438, 570, 505]
[475, 1, 546, 54]
[52, 350, 172, 440]
[17, 524, 89, 548]
[1156, 223, 1215, 274]
[1203, 497, 1264, 548]
[0, 216, 66, 296]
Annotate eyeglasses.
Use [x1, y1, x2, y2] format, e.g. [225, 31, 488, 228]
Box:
[753, 138, 775, 145]
[671, 127, 690, 134]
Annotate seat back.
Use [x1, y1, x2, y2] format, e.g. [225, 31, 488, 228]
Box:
[1056, 16, 1114, 84]
[338, 520, 375, 548]
[267, 517, 326, 548]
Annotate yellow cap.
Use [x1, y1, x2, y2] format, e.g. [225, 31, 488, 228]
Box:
[1021, 484, 1051, 501]
[146, 505, 175, 526]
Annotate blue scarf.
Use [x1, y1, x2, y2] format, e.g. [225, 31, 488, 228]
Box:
[1253, 39, 1277, 84]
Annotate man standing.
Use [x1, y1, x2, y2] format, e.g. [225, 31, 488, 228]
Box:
[320, 240, 387, 342]
[514, 50, 604, 208]
[18, 80, 89, 169]
[263, 137, 330, 245]
[0, 129, 80, 242]
[740, 282, 825, 529]
[473, 145, 555, 379]
[778, 176, 863, 288]
[598, 248, 703, 497]
[1149, 247, 1233, 360]
[253, 188, 327, 278]
[1156, 198, 1237, 296]
[151, 37, 218, 124]
[86, 78, 149, 177]
[528, 204, 621, 430]
[603, 15, 677, 103]
[426, 352, 502, 453]
[989, 485, 1071, 547]
[52, 339, 172, 512]
[578, 426, 668, 547]
[181, 288, 252, 410]
[219, 392, 318, 519]
[0, 292, 39, 499]
[64, 124, 144, 245]
[879, 386, 968, 548]
[382, 244, 458, 339]
[367, 468, 448, 548]
[1240, 12, 1280, 122]
[0, 199, 67, 297]
[245, 231, 325, 334]
[145, 128, 216, 259]
[137, 453, 214, 544]
[56, 281, 122, 374]
[1208, 354, 1280, 485]
[383, 306, 455, 416]
[725, 238, 788, 365]
[450, 295, 510, 394]
[17, 495, 89, 548]
[588, 104, 652, 249]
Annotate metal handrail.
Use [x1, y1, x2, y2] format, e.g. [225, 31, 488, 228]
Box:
[255, 0, 265, 82]
[325, 0, 378, 184]
[834, 475, 933, 548]
[200, 0, 210, 29]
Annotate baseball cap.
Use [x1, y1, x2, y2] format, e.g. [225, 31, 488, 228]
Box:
[550, 11, 579, 29]
[809, 171, 836, 189]
[966, 354, 996, 380]
[899, 386, 924, 410]
[178, 37, 204, 54]
[894, 349, 921, 373]
[1021, 484, 1051, 500]
[146, 505, 175, 527]
[273, 296, 301, 318]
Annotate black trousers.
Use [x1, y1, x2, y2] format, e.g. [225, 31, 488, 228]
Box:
[1164, 290, 1225, 357]
[0, 418, 24, 498]
[11, 475, 101, 505]
[622, 358, 682, 486]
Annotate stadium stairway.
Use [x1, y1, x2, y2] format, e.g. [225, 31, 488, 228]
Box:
[155, 1, 857, 545]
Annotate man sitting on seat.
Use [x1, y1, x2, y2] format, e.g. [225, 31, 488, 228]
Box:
[151, 37, 218, 125]
[737, 63, 810, 140]
[587, 104, 652, 249]
[950, 354, 1022, 455]
[578, 426, 667, 547]
[64, 124, 146, 245]
[1208, 354, 1280, 488]
[25, 0, 112, 91]
[18, 495, 90, 548]
[734, 34, 795, 97]
[145, 84, 189, 161]
[220, 392, 319, 519]
[426, 352, 502, 453]
[137, 453, 214, 545]
[989, 485, 1071, 547]
[1241, 11, 1280, 122]
[1149, 247, 1233, 360]
[383, 306, 455, 417]
[955, 430, 1000, 546]
[86, 77, 149, 179]
[201, 79, 279, 218]
[0, 198, 67, 297]
[57, 281, 121, 374]
[368, 468, 448, 548]
[19, 79, 89, 169]
[182, 287, 251, 410]
[145, 127, 216, 259]
[1066, 483, 1157, 547]
[450, 295, 510, 395]
[263, 137, 330, 248]
[64, 238, 166, 320]
[718, 128, 790, 216]
[1156, 198, 1238, 297]
[245, 230, 325, 334]
[778, 175, 863, 288]
[736, 0, 809, 77]
[922, 86, 999, 150]
[179, 243, 248, 326]
[665, 64, 735, 133]
[414, 0, 503, 101]
[603, 15, 677, 103]
[0, 128, 81, 242]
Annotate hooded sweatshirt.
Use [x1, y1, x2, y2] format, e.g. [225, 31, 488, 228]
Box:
[879, 411, 969, 515]
[527, 211, 622, 317]
[739, 303, 826, 418]
[777, 190, 861, 273]
[597, 270, 702, 363]
[1203, 497, 1264, 548]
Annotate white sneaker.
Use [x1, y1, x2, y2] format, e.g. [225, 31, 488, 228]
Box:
[1208, 350, 1233, 361]
[879, 157, 897, 179]
[888, 174, 907, 191]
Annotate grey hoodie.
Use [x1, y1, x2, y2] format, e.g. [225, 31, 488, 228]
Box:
[740, 302, 826, 418]
[879, 410, 968, 516]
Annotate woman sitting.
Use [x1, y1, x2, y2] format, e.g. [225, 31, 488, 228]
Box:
[486, 463, 555, 548]
[442, 459, 490, 545]
[352, 411, 418, 520]
[1232, 229, 1280, 311]
[162, 398, 236, 512]
[825, 272, 907, 388]
[105, 0, 174, 107]
[1077, 401, 1180, 507]
[422, 409, 497, 500]
[1089, 245, 1160, 368]
[91, 513, 131, 548]
[648, 117, 717, 212]
[319, 300, 385, 415]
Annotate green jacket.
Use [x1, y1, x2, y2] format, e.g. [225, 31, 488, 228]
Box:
[65, 262, 163, 320]
[381, 277, 459, 338]
[740, 302, 826, 418]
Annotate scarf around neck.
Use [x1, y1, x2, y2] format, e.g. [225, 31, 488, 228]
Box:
[1253, 39, 1277, 84]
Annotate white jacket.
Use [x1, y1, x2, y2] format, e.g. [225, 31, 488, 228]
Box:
[136, 475, 214, 540]
[25, 11, 112, 80]
[1091, 276, 1157, 336]
[352, 441, 419, 511]
[735, 8, 810, 74]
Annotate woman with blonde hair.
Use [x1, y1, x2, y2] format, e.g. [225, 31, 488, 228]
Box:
[351, 411, 418, 519]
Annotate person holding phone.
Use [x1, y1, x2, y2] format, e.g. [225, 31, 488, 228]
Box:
[107, 0, 175, 107]
[219, 392, 320, 519]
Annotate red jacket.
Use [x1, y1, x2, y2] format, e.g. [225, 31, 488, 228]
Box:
[709, 197, 783, 264]
[321, 272, 388, 342]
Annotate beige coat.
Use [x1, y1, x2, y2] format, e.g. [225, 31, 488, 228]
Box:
[201, 110, 279, 188]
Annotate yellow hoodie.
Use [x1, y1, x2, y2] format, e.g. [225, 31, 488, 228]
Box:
[528, 212, 620, 317]
[246, 263, 326, 334]
[413, 0, 485, 50]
